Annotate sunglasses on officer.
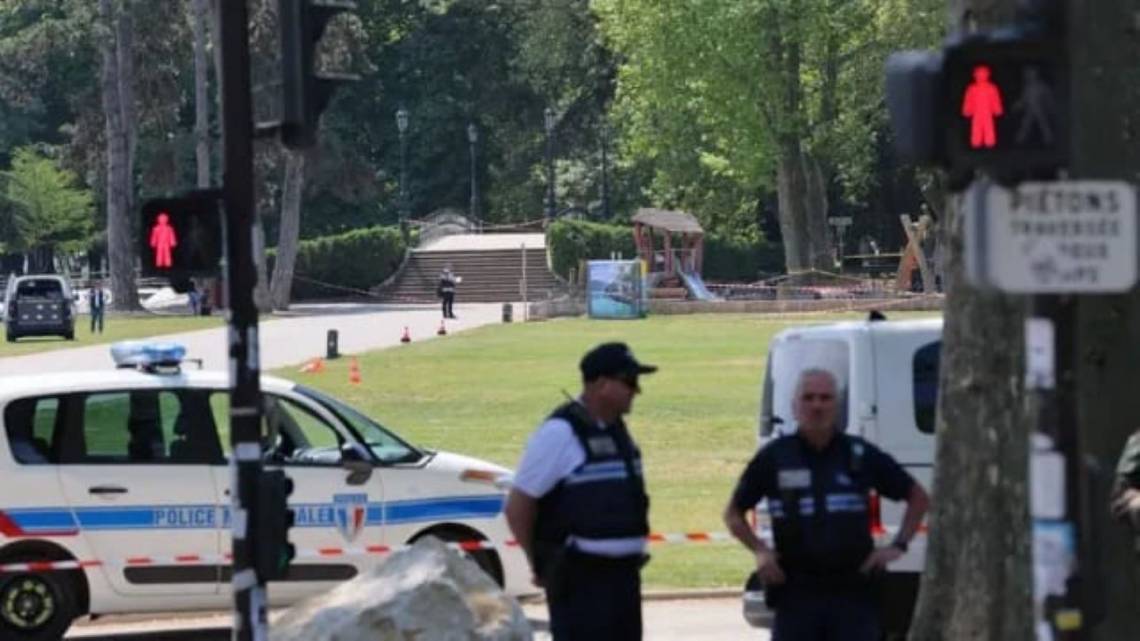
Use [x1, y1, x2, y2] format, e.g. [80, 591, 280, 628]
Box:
[611, 373, 641, 393]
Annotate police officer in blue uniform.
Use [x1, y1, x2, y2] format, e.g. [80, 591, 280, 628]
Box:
[505, 342, 655, 641]
[724, 368, 930, 641]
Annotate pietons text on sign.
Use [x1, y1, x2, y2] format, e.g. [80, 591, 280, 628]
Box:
[966, 181, 1138, 293]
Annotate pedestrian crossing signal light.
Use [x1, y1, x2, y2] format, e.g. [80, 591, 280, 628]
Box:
[138, 192, 223, 278]
[943, 34, 1066, 171]
[885, 29, 1067, 188]
[256, 470, 296, 581]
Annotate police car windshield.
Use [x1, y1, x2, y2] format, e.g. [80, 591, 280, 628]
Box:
[296, 385, 423, 464]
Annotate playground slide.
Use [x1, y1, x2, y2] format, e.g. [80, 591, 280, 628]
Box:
[679, 270, 720, 301]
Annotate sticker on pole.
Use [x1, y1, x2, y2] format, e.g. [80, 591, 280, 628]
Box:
[966, 180, 1138, 293]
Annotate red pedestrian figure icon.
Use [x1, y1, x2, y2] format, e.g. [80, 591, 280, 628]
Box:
[149, 212, 178, 268]
[962, 65, 1004, 148]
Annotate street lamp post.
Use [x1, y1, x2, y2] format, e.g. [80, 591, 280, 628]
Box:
[600, 123, 611, 220]
[467, 122, 479, 230]
[396, 108, 409, 237]
[544, 107, 556, 222]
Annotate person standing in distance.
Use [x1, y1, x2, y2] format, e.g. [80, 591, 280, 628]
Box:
[504, 342, 656, 641]
[89, 281, 106, 334]
[438, 263, 459, 320]
[724, 368, 930, 641]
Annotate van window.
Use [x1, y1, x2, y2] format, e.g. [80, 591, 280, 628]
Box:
[16, 278, 64, 299]
[762, 338, 850, 437]
[912, 341, 941, 434]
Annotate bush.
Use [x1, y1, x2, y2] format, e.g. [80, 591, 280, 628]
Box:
[547, 219, 782, 282]
[281, 226, 410, 299]
[547, 219, 637, 279]
[704, 233, 785, 282]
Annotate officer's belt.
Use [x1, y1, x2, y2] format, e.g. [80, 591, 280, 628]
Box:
[782, 569, 875, 593]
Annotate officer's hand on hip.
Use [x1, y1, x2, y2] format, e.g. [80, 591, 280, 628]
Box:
[859, 546, 904, 573]
[756, 549, 786, 585]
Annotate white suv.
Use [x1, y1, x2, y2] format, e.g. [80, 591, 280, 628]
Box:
[0, 342, 528, 640]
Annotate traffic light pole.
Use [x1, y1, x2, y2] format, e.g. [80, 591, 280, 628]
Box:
[215, 2, 268, 640]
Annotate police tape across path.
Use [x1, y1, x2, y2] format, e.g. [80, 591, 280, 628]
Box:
[0, 530, 745, 574]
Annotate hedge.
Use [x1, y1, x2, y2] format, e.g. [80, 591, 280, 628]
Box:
[547, 220, 637, 279]
[547, 219, 782, 282]
[275, 226, 410, 299]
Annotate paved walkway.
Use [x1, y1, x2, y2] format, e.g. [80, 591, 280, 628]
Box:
[418, 233, 545, 252]
[67, 597, 764, 640]
[0, 303, 507, 374]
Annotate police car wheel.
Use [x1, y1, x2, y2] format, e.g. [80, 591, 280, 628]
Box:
[418, 529, 504, 587]
[0, 572, 77, 641]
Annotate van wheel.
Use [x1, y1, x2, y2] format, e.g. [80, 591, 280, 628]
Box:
[63, 331, 74, 341]
[0, 571, 78, 641]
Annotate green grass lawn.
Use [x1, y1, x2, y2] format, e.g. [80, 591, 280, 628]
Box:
[272, 311, 938, 589]
[0, 314, 223, 358]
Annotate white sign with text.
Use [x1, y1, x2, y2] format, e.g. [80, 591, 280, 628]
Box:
[966, 181, 1138, 293]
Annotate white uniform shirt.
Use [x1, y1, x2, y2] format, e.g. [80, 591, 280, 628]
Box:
[513, 412, 647, 557]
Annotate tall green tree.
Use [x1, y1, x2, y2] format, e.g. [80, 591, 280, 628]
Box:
[1, 145, 93, 271]
[593, 0, 943, 271]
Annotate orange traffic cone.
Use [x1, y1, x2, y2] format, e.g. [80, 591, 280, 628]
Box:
[437, 320, 447, 336]
[349, 357, 361, 385]
[400, 326, 412, 343]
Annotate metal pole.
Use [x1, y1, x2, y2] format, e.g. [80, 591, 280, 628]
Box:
[399, 129, 408, 233]
[216, 2, 266, 640]
[468, 124, 479, 231]
[600, 124, 611, 220]
[545, 120, 556, 221]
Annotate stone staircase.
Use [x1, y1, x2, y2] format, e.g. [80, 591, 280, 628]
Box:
[380, 244, 563, 303]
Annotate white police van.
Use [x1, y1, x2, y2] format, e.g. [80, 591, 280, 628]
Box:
[745, 314, 941, 638]
[0, 342, 529, 640]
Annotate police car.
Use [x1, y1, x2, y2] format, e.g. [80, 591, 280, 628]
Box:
[0, 342, 529, 640]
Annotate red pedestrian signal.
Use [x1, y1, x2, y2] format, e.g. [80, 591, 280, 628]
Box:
[149, 212, 179, 269]
[943, 35, 1066, 174]
[962, 65, 1003, 149]
[138, 192, 223, 278]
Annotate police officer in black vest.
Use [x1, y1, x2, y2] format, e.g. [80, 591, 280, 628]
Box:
[724, 368, 930, 641]
[505, 342, 655, 641]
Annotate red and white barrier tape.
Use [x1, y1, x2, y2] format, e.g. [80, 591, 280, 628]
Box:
[0, 531, 737, 574]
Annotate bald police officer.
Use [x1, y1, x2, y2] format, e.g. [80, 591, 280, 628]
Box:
[504, 342, 655, 641]
[724, 368, 930, 641]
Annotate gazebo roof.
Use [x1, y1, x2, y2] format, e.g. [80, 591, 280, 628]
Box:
[631, 208, 704, 234]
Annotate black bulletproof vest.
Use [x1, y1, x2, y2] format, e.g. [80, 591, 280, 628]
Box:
[769, 433, 874, 576]
[534, 402, 650, 554]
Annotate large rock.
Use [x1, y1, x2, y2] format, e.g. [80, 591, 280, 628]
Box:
[270, 537, 532, 641]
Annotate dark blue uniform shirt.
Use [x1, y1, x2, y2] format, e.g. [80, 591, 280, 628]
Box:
[732, 432, 916, 576]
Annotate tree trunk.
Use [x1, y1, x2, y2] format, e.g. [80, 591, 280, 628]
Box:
[768, 8, 831, 276]
[117, 1, 137, 223]
[252, 217, 272, 313]
[98, 0, 139, 311]
[909, 2, 1035, 640]
[270, 151, 306, 311]
[1069, 1, 1140, 638]
[190, 0, 211, 189]
[775, 140, 832, 273]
